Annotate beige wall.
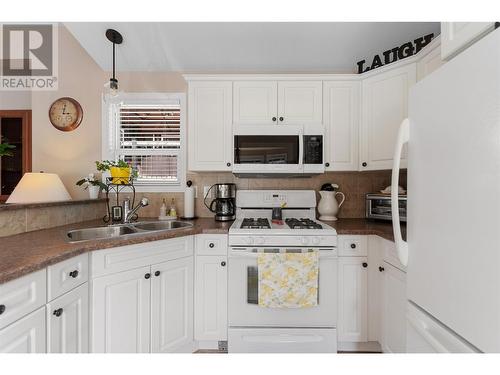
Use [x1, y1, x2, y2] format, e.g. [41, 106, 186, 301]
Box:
[29, 26, 188, 199]
[31, 25, 107, 199]
[21, 25, 402, 221]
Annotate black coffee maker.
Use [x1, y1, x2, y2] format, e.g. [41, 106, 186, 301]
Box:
[204, 183, 236, 221]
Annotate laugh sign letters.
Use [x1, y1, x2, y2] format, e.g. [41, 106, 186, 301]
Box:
[357, 33, 434, 74]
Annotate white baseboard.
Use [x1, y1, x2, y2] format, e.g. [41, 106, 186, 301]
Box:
[338, 341, 382, 353]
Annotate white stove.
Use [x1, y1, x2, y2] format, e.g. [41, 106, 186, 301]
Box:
[229, 190, 337, 248]
[227, 190, 338, 353]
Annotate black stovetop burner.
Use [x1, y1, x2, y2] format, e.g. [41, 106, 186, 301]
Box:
[241, 218, 271, 229]
[285, 218, 323, 229]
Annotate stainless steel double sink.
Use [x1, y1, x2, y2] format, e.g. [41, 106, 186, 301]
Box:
[66, 220, 193, 243]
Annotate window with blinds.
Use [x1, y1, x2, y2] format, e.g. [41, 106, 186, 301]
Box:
[105, 94, 186, 191]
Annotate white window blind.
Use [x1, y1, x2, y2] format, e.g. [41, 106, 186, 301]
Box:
[105, 94, 186, 191]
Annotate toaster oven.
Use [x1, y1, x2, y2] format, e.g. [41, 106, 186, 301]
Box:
[365, 193, 407, 222]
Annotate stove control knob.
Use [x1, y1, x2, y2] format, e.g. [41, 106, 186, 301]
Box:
[312, 237, 320, 245]
[255, 237, 265, 245]
[301, 237, 309, 245]
[245, 237, 254, 245]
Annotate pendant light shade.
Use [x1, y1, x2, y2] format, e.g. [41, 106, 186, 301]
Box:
[6, 172, 72, 204]
[105, 28, 123, 97]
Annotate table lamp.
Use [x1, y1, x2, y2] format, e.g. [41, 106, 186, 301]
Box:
[6, 172, 72, 204]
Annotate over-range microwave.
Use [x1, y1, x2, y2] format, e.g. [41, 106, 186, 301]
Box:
[232, 125, 324, 177]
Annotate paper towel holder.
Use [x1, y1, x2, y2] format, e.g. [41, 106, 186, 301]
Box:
[180, 180, 198, 220]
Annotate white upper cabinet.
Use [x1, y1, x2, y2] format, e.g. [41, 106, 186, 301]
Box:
[151, 257, 194, 353]
[441, 22, 495, 61]
[188, 81, 233, 171]
[233, 80, 322, 125]
[417, 38, 444, 81]
[277, 81, 323, 124]
[233, 81, 277, 125]
[323, 81, 360, 171]
[360, 64, 416, 171]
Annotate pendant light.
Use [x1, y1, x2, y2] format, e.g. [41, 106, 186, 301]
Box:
[105, 29, 123, 97]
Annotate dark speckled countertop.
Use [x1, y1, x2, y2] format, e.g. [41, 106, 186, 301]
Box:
[0, 217, 401, 284]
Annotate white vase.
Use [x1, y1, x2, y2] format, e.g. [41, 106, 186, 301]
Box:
[88, 185, 100, 199]
[317, 190, 346, 221]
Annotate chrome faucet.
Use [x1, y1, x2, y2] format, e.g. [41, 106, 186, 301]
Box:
[122, 197, 149, 223]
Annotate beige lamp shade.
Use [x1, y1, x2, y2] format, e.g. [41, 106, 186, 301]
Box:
[6, 173, 72, 204]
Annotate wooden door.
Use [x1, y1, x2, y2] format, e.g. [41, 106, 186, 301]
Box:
[0, 110, 31, 201]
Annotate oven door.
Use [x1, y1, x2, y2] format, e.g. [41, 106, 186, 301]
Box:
[233, 125, 303, 175]
[228, 247, 337, 328]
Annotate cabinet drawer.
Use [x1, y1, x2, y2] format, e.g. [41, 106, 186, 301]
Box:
[47, 253, 88, 301]
[338, 235, 368, 257]
[0, 269, 46, 330]
[195, 234, 228, 256]
[382, 238, 406, 272]
[91, 236, 194, 277]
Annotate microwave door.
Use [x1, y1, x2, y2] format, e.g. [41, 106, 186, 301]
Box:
[233, 134, 302, 174]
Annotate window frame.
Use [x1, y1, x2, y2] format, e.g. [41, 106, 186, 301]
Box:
[102, 92, 186, 192]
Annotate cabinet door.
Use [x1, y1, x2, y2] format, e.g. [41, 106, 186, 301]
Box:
[277, 81, 322, 125]
[416, 42, 444, 81]
[337, 257, 368, 342]
[381, 262, 407, 353]
[360, 64, 416, 170]
[233, 81, 277, 125]
[0, 307, 46, 353]
[441, 22, 494, 60]
[151, 257, 194, 353]
[47, 283, 88, 353]
[195, 256, 227, 342]
[188, 81, 233, 171]
[91, 266, 151, 353]
[323, 81, 359, 171]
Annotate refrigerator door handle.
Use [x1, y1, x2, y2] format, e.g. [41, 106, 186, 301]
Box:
[391, 118, 409, 266]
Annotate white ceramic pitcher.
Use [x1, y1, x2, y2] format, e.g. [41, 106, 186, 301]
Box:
[318, 190, 345, 221]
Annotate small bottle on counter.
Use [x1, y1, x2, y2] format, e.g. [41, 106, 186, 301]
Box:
[169, 198, 177, 217]
[160, 198, 167, 218]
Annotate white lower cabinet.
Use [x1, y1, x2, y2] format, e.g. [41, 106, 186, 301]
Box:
[91, 266, 151, 353]
[91, 245, 194, 353]
[151, 257, 194, 353]
[337, 257, 368, 343]
[381, 261, 407, 353]
[0, 306, 46, 353]
[47, 283, 89, 353]
[337, 235, 407, 353]
[194, 255, 228, 343]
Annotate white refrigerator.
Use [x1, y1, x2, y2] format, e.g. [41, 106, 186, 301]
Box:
[391, 29, 500, 353]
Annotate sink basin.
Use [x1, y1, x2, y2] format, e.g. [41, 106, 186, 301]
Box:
[67, 225, 138, 242]
[66, 220, 193, 242]
[132, 221, 193, 231]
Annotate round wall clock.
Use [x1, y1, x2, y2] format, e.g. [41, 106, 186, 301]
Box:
[48, 97, 83, 132]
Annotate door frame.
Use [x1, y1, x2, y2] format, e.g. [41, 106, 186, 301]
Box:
[0, 110, 32, 201]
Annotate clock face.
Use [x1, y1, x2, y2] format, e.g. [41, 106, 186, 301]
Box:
[49, 97, 83, 131]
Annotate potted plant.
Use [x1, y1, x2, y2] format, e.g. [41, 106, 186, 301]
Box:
[76, 173, 108, 199]
[0, 137, 15, 157]
[95, 160, 137, 184]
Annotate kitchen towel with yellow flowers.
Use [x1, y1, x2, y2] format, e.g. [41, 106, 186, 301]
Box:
[257, 250, 319, 308]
